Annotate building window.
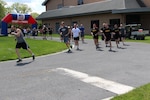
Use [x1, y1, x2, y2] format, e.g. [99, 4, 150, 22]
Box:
[78, 0, 84, 5]
[57, 4, 63, 9]
[55, 22, 60, 33]
[91, 20, 99, 28]
[109, 19, 120, 28]
[126, 15, 140, 24]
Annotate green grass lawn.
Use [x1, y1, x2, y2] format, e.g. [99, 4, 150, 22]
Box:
[111, 83, 150, 100]
[126, 36, 150, 43]
[0, 36, 66, 61]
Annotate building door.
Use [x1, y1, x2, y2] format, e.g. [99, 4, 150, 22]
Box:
[55, 22, 60, 33]
[109, 19, 120, 28]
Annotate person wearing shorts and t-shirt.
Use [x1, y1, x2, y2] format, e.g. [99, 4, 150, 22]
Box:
[79, 24, 85, 43]
[113, 24, 120, 48]
[59, 21, 72, 53]
[72, 23, 81, 50]
[102, 24, 112, 51]
[119, 23, 126, 45]
[11, 26, 35, 62]
[91, 23, 100, 50]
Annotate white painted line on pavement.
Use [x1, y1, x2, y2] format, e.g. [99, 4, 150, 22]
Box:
[53, 68, 134, 95]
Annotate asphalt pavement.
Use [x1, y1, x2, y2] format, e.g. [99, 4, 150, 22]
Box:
[0, 37, 150, 100]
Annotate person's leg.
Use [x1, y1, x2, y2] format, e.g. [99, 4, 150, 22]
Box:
[81, 34, 85, 43]
[16, 48, 21, 60]
[66, 42, 71, 52]
[94, 39, 99, 49]
[22, 42, 35, 60]
[109, 40, 112, 51]
[65, 37, 71, 48]
[27, 48, 35, 60]
[15, 43, 22, 62]
[121, 37, 125, 45]
[94, 39, 96, 47]
[105, 37, 108, 47]
[76, 40, 79, 49]
[116, 39, 119, 48]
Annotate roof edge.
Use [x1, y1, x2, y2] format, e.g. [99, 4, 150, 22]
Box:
[112, 7, 150, 14]
[42, 0, 49, 6]
[36, 10, 112, 20]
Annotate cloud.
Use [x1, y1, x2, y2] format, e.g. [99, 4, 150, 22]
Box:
[5, 0, 45, 14]
[25, 0, 45, 14]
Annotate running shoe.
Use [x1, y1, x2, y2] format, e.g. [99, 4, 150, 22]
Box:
[32, 55, 35, 60]
[17, 59, 22, 63]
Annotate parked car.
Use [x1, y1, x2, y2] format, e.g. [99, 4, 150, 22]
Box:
[125, 24, 149, 40]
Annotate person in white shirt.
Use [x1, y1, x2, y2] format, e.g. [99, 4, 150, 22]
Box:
[72, 23, 81, 50]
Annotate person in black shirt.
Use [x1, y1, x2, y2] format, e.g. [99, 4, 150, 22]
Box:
[100, 23, 106, 41]
[113, 24, 120, 48]
[119, 23, 126, 45]
[59, 21, 72, 53]
[91, 23, 100, 50]
[48, 25, 53, 40]
[102, 24, 112, 51]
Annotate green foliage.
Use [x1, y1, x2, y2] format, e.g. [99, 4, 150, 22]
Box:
[0, 36, 66, 61]
[0, 3, 5, 19]
[30, 12, 39, 18]
[126, 36, 150, 43]
[11, 2, 32, 14]
[0, 0, 7, 6]
[30, 12, 42, 26]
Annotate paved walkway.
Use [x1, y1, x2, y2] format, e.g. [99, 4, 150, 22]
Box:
[1, 37, 150, 100]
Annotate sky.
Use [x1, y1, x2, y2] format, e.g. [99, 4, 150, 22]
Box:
[4, 0, 45, 14]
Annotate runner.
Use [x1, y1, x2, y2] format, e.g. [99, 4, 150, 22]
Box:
[59, 21, 72, 53]
[11, 25, 35, 63]
[113, 24, 120, 48]
[48, 25, 53, 40]
[42, 25, 48, 40]
[119, 23, 126, 45]
[100, 23, 106, 41]
[72, 23, 81, 50]
[79, 24, 85, 43]
[91, 23, 100, 50]
[102, 23, 112, 51]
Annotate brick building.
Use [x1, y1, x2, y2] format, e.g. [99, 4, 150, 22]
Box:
[37, 0, 150, 34]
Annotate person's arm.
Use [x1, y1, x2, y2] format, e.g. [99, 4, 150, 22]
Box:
[11, 29, 21, 37]
[79, 28, 81, 36]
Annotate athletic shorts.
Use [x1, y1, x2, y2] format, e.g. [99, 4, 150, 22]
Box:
[74, 37, 79, 41]
[81, 33, 84, 37]
[114, 33, 120, 39]
[93, 35, 99, 39]
[64, 36, 69, 43]
[16, 42, 29, 50]
[106, 36, 111, 41]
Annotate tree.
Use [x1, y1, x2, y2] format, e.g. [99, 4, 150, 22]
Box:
[30, 12, 42, 26]
[30, 12, 39, 19]
[0, 0, 7, 6]
[11, 2, 32, 14]
[0, 3, 5, 19]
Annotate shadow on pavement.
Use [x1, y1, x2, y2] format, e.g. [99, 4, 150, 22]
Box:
[16, 61, 34, 66]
